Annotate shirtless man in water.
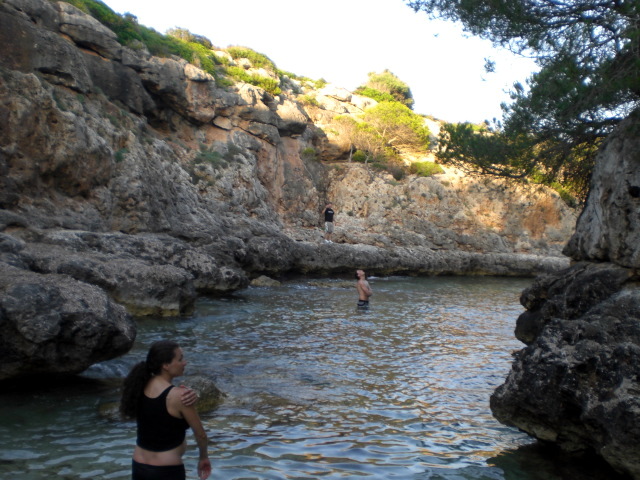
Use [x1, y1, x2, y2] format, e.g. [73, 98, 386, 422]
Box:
[355, 269, 373, 309]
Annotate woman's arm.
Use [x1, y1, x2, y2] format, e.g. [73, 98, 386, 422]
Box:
[181, 405, 211, 480]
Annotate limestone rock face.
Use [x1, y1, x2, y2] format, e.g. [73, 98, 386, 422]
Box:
[58, 2, 123, 61]
[564, 111, 640, 267]
[0, 263, 136, 381]
[491, 111, 640, 479]
[326, 164, 576, 255]
[139, 56, 217, 124]
[0, 0, 578, 380]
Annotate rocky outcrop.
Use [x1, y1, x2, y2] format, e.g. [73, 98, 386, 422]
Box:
[0, 0, 576, 380]
[0, 262, 136, 380]
[324, 164, 575, 255]
[491, 111, 640, 478]
[564, 114, 640, 267]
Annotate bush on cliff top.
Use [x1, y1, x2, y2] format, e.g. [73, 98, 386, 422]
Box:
[355, 70, 415, 110]
[224, 67, 282, 96]
[226, 47, 277, 73]
[410, 161, 444, 177]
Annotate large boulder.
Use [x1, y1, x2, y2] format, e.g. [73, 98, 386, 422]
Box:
[0, 263, 136, 380]
[492, 110, 640, 479]
[57, 2, 122, 61]
[491, 263, 640, 478]
[139, 56, 217, 124]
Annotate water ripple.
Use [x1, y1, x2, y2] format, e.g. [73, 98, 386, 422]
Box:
[0, 277, 624, 480]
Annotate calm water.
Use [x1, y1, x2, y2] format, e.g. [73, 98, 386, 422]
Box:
[0, 276, 623, 480]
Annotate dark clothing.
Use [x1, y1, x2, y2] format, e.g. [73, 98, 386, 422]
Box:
[137, 385, 188, 452]
[324, 208, 334, 222]
[357, 300, 369, 308]
[132, 460, 186, 480]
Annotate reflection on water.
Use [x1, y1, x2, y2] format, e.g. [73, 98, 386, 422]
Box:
[0, 276, 624, 479]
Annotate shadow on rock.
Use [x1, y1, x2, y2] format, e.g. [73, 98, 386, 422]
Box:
[488, 442, 631, 480]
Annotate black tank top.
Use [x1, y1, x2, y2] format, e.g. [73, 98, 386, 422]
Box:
[137, 385, 189, 452]
[324, 208, 334, 222]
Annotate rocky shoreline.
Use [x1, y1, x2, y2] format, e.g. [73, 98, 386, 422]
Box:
[0, 0, 577, 417]
[2, 0, 639, 476]
[0, 224, 568, 381]
[490, 111, 640, 479]
[0, 189, 573, 384]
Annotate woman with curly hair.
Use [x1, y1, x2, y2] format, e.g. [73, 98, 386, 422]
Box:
[120, 340, 211, 480]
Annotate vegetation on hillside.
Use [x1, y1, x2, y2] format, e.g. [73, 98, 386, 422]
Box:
[435, 121, 592, 205]
[329, 76, 432, 180]
[406, 0, 640, 202]
[355, 70, 415, 109]
[49, 0, 599, 193]
[51, 0, 304, 95]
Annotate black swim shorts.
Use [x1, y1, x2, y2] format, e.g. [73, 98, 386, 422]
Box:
[132, 460, 186, 480]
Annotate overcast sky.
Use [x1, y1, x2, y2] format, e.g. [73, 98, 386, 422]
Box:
[103, 0, 538, 124]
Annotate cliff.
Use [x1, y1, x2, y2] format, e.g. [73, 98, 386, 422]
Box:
[490, 110, 640, 478]
[0, 0, 575, 378]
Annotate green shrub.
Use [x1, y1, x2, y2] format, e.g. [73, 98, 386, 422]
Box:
[226, 47, 276, 72]
[557, 188, 578, 208]
[530, 170, 579, 207]
[184, 41, 218, 75]
[356, 70, 414, 109]
[166, 28, 213, 49]
[215, 75, 234, 88]
[224, 66, 282, 95]
[223, 143, 243, 161]
[301, 147, 318, 160]
[298, 95, 319, 107]
[114, 148, 128, 162]
[354, 86, 396, 103]
[369, 157, 408, 181]
[410, 161, 444, 177]
[546, 181, 578, 207]
[352, 150, 368, 163]
[195, 149, 227, 168]
[388, 164, 407, 181]
[106, 113, 120, 127]
[314, 78, 328, 89]
[362, 102, 431, 150]
[277, 69, 298, 79]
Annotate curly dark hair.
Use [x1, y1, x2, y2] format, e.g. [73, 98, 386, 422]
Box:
[120, 340, 180, 419]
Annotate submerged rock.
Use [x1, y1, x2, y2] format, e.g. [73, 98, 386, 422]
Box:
[250, 275, 282, 287]
[182, 374, 227, 413]
[99, 374, 225, 421]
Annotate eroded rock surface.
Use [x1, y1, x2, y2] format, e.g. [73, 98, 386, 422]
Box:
[0, 262, 136, 380]
[491, 111, 640, 478]
[0, 0, 576, 380]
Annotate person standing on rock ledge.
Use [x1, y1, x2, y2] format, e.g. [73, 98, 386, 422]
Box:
[324, 202, 335, 243]
[356, 269, 373, 309]
[120, 340, 212, 480]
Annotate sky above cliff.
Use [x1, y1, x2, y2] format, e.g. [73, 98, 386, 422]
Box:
[103, 0, 538, 124]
